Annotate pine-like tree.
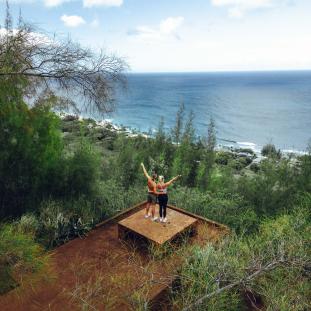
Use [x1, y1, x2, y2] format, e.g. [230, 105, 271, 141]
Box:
[171, 101, 185, 145]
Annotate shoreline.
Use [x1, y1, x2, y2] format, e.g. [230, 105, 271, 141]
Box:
[58, 112, 309, 158]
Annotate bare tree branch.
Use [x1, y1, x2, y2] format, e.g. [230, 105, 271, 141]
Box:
[182, 259, 287, 311]
[0, 11, 128, 115]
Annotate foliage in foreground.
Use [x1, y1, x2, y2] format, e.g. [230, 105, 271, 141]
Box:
[0, 223, 50, 294]
[175, 205, 311, 311]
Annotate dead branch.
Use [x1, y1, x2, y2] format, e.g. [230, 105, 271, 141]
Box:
[0, 12, 128, 115]
[182, 259, 287, 311]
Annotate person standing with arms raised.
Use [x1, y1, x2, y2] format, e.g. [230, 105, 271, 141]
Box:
[157, 174, 181, 223]
[141, 163, 158, 221]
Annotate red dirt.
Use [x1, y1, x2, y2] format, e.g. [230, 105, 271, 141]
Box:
[0, 203, 227, 311]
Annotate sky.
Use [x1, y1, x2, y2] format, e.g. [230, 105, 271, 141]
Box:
[1, 0, 311, 72]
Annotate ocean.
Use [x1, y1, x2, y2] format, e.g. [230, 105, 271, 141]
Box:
[106, 71, 311, 153]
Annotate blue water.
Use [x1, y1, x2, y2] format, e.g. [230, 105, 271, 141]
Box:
[110, 71, 311, 152]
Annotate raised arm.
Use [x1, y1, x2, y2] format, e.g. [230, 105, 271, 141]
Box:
[141, 163, 151, 179]
[164, 175, 181, 187]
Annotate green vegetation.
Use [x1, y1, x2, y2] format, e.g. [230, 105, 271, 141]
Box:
[0, 9, 310, 310]
[175, 205, 310, 310]
[261, 143, 282, 159]
[0, 223, 50, 294]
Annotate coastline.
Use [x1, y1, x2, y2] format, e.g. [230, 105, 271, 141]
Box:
[58, 112, 309, 159]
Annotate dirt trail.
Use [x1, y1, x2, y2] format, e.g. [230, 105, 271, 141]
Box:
[0, 204, 226, 311]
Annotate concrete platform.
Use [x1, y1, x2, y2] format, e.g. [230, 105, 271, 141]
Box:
[118, 207, 198, 245]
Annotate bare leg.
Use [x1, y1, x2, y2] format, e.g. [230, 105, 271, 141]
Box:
[145, 203, 150, 217]
[151, 203, 155, 218]
[151, 203, 158, 220]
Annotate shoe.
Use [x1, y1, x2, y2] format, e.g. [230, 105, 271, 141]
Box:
[163, 217, 167, 223]
[152, 217, 158, 221]
[144, 214, 149, 218]
[160, 217, 163, 222]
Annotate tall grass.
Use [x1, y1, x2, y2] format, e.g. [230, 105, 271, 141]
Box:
[173, 205, 310, 310]
[0, 223, 50, 294]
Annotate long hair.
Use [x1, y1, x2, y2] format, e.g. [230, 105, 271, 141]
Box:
[152, 172, 157, 181]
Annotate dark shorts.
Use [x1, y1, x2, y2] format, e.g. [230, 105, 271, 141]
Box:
[147, 193, 157, 204]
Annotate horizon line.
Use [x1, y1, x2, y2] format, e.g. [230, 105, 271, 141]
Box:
[128, 69, 311, 74]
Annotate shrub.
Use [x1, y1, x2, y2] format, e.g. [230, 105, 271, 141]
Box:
[249, 162, 260, 173]
[175, 208, 310, 310]
[206, 167, 235, 194]
[97, 180, 145, 218]
[0, 102, 62, 218]
[43, 137, 102, 200]
[235, 148, 255, 155]
[16, 214, 40, 237]
[261, 143, 282, 159]
[37, 200, 93, 248]
[236, 158, 298, 216]
[170, 187, 257, 234]
[0, 223, 49, 294]
[215, 151, 236, 165]
[66, 140, 101, 197]
[229, 157, 251, 171]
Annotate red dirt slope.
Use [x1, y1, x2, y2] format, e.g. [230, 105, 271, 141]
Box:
[0, 202, 227, 311]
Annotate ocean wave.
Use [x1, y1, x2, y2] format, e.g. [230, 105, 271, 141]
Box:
[282, 149, 308, 155]
[237, 141, 257, 148]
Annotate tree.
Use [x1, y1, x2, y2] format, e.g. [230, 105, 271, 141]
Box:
[172, 111, 199, 186]
[154, 116, 166, 153]
[0, 3, 127, 115]
[171, 101, 185, 145]
[261, 143, 281, 159]
[0, 7, 127, 218]
[0, 97, 63, 217]
[181, 110, 195, 145]
[206, 117, 216, 152]
[197, 118, 217, 190]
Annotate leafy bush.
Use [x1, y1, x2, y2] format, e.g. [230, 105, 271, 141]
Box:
[37, 200, 93, 248]
[236, 158, 299, 216]
[0, 223, 49, 294]
[249, 162, 260, 173]
[0, 101, 62, 218]
[235, 148, 255, 155]
[261, 143, 282, 159]
[215, 151, 236, 165]
[33, 180, 145, 247]
[41, 136, 102, 202]
[296, 154, 311, 193]
[207, 167, 236, 194]
[66, 140, 101, 197]
[170, 187, 257, 234]
[97, 180, 145, 218]
[17, 214, 40, 237]
[176, 207, 310, 310]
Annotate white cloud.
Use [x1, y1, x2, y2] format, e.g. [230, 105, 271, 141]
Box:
[61, 15, 86, 27]
[129, 16, 184, 42]
[83, 0, 123, 8]
[4, 0, 70, 8]
[211, 0, 289, 18]
[8, 0, 123, 6]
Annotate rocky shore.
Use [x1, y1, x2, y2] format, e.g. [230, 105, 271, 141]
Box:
[59, 113, 304, 175]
